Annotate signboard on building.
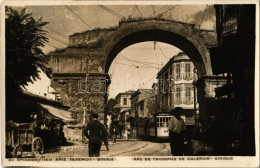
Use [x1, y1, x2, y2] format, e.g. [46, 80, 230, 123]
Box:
[222, 17, 238, 36]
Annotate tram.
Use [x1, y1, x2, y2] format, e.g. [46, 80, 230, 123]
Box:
[137, 112, 173, 140]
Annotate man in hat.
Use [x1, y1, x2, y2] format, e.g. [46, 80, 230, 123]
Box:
[84, 113, 106, 157]
[168, 107, 186, 156]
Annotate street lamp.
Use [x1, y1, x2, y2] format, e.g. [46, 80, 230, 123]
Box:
[193, 68, 198, 124]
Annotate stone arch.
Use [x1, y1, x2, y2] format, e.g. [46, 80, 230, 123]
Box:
[103, 20, 212, 77]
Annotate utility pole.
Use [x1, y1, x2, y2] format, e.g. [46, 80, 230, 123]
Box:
[152, 5, 156, 51]
[82, 56, 90, 142]
[193, 68, 198, 124]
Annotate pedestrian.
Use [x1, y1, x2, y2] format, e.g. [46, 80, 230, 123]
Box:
[111, 125, 118, 143]
[168, 107, 186, 156]
[191, 123, 205, 155]
[103, 125, 109, 151]
[84, 113, 106, 157]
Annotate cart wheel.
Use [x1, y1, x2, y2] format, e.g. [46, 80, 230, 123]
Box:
[32, 137, 44, 156]
[12, 145, 23, 158]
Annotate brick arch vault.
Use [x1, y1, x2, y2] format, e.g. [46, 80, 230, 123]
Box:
[48, 19, 218, 125]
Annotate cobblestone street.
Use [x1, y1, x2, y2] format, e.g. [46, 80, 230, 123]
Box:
[41, 140, 171, 157]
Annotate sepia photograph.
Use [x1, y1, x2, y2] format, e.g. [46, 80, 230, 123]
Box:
[1, 0, 259, 167]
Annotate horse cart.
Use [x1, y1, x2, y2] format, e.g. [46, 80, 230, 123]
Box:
[6, 123, 45, 158]
[6, 119, 64, 158]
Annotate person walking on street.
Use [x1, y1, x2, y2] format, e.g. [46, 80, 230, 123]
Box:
[168, 107, 186, 156]
[103, 125, 109, 151]
[111, 125, 118, 143]
[84, 113, 106, 157]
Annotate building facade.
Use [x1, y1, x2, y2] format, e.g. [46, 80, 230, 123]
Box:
[130, 89, 156, 118]
[209, 5, 256, 155]
[157, 52, 198, 125]
[114, 91, 133, 139]
[130, 89, 156, 138]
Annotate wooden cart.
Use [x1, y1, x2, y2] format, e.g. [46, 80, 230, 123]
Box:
[6, 125, 44, 158]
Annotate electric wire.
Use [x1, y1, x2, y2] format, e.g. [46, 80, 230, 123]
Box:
[117, 57, 158, 68]
[131, 5, 136, 16]
[199, 5, 208, 29]
[45, 27, 68, 39]
[141, 73, 158, 88]
[114, 61, 158, 69]
[135, 5, 143, 17]
[110, 57, 118, 79]
[119, 53, 144, 85]
[45, 43, 60, 49]
[65, 5, 92, 29]
[156, 43, 168, 62]
[157, 5, 178, 16]
[154, 5, 169, 15]
[118, 52, 161, 66]
[47, 34, 69, 46]
[98, 5, 124, 19]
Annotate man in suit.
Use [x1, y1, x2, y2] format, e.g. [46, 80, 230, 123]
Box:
[84, 113, 106, 157]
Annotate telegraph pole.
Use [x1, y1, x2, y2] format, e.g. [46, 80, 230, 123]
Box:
[193, 68, 198, 124]
[84, 56, 90, 124]
[82, 56, 90, 142]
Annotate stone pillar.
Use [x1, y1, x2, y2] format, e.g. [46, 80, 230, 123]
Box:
[196, 75, 228, 126]
[51, 73, 110, 125]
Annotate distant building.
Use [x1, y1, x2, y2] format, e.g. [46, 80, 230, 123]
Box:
[130, 89, 156, 138]
[114, 91, 134, 139]
[157, 52, 198, 125]
[130, 89, 156, 118]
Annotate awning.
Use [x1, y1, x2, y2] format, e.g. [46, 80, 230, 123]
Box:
[37, 103, 76, 122]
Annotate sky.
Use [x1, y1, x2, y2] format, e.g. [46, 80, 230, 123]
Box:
[9, 5, 216, 99]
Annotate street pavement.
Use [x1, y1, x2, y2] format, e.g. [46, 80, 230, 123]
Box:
[41, 140, 171, 157]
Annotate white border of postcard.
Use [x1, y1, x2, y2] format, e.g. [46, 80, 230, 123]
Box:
[1, 0, 259, 167]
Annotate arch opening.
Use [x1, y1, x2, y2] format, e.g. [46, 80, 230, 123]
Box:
[105, 30, 207, 78]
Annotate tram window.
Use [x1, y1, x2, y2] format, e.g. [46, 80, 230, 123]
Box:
[165, 117, 170, 127]
[161, 118, 164, 127]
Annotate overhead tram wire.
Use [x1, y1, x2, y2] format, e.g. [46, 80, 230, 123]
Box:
[45, 27, 68, 39]
[135, 5, 143, 17]
[118, 52, 161, 66]
[157, 5, 179, 16]
[117, 57, 158, 68]
[65, 5, 92, 29]
[155, 5, 169, 14]
[155, 6, 173, 16]
[149, 5, 169, 16]
[156, 43, 168, 62]
[45, 43, 60, 49]
[47, 34, 69, 46]
[115, 61, 158, 69]
[199, 5, 208, 30]
[131, 5, 136, 16]
[119, 53, 144, 85]
[110, 57, 118, 79]
[117, 56, 161, 66]
[98, 5, 124, 19]
[118, 53, 160, 67]
[141, 73, 158, 88]
[54, 17, 120, 33]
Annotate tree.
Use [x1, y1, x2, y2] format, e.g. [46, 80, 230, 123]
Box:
[105, 98, 117, 115]
[5, 7, 49, 91]
[146, 97, 159, 116]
